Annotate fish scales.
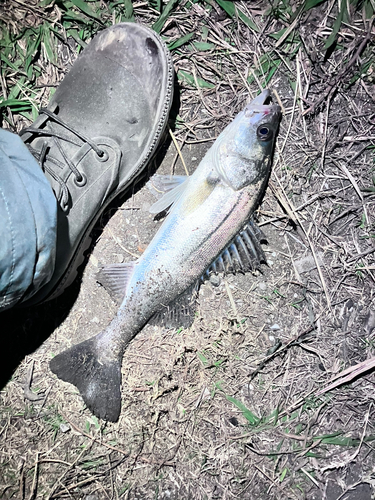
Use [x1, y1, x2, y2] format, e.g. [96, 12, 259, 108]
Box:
[50, 89, 281, 421]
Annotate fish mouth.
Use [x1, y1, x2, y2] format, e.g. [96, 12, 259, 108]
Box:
[246, 89, 281, 116]
[251, 89, 272, 105]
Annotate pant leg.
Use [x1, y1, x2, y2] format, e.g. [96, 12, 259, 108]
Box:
[0, 128, 57, 310]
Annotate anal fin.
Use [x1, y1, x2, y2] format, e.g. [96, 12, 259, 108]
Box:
[149, 282, 199, 329]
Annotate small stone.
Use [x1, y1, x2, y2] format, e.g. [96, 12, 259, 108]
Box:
[114, 253, 124, 263]
[89, 254, 98, 267]
[294, 252, 324, 274]
[91, 317, 99, 324]
[202, 387, 211, 401]
[59, 423, 70, 433]
[210, 274, 221, 287]
[364, 310, 375, 336]
[270, 324, 280, 331]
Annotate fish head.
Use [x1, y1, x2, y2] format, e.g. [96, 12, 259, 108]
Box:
[215, 89, 281, 191]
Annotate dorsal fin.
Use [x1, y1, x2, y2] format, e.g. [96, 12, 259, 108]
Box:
[204, 219, 267, 278]
[96, 262, 136, 304]
[148, 175, 189, 214]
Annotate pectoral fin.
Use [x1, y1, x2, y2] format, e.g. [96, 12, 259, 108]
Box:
[148, 175, 189, 214]
[147, 174, 188, 196]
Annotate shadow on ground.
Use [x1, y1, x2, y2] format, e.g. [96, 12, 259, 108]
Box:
[0, 80, 181, 389]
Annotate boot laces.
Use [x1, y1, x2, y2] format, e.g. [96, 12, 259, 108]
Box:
[21, 108, 106, 212]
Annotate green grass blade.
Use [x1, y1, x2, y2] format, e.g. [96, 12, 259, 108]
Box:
[152, 0, 180, 34]
[42, 25, 57, 64]
[8, 77, 27, 100]
[193, 41, 215, 51]
[247, 55, 282, 85]
[0, 99, 33, 111]
[123, 0, 135, 21]
[268, 27, 299, 42]
[66, 29, 87, 49]
[25, 28, 42, 59]
[178, 70, 214, 89]
[62, 8, 92, 23]
[303, 0, 326, 10]
[148, 0, 161, 12]
[226, 395, 260, 426]
[324, 0, 346, 49]
[214, 381, 224, 391]
[69, 0, 102, 21]
[197, 352, 209, 366]
[25, 56, 34, 80]
[213, 0, 259, 32]
[0, 53, 20, 71]
[31, 106, 39, 121]
[314, 432, 375, 446]
[167, 32, 195, 51]
[279, 468, 288, 482]
[364, 0, 374, 18]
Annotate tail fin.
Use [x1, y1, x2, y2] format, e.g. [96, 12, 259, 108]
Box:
[50, 338, 122, 422]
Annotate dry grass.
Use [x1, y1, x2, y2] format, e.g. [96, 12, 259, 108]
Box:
[1, 0, 375, 499]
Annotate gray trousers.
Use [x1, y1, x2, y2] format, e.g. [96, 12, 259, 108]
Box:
[0, 129, 57, 310]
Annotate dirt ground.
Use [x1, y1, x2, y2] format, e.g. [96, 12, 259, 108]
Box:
[1, 1, 375, 499]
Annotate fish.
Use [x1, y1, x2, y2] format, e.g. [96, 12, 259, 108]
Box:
[50, 89, 281, 421]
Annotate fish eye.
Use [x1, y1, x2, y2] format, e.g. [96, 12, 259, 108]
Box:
[257, 125, 273, 141]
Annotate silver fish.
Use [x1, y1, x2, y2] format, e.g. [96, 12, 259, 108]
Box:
[50, 89, 281, 421]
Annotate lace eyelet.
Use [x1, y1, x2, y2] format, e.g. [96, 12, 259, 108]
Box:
[97, 149, 109, 162]
[74, 172, 87, 187]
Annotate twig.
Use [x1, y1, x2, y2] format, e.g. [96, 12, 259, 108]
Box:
[63, 415, 176, 466]
[333, 160, 363, 201]
[63, 415, 130, 457]
[168, 125, 189, 176]
[224, 279, 243, 331]
[108, 226, 140, 259]
[347, 247, 375, 262]
[27, 452, 39, 500]
[321, 404, 372, 474]
[253, 464, 278, 487]
[315, 357, 375, 396]
[46, 439, 94, 500]
[24, 361, 44, 402]
[300, 467, 320, 488]
[302, 23, 374, 115]
[272, 173, 332, 310]
[250, 324, 317, 380]
[279, 71, 297, 155]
